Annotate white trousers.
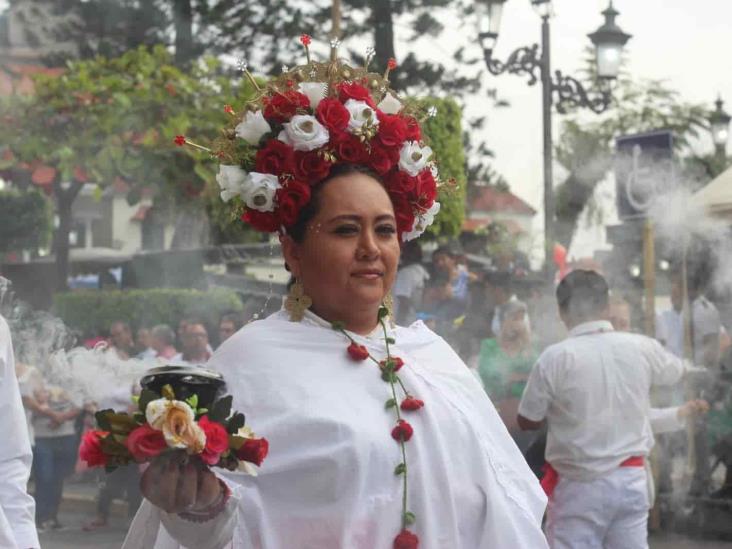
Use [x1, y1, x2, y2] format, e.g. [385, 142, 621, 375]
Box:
[545, 467, 649, 549]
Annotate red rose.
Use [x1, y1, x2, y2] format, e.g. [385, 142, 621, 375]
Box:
[174, 135, 186, 146]
[334, 134, 367, 164]
[380, 356, 404, 372]
[403, 116, 421, 141]
[243, 210, 281, 232]
[400, 397, 425, 412]
[369, 143, 399, 175]
[389, 171, 418, 194]
[293, 150, 332, 183]
[391, 419, 414, 442]
[347, 342, 370, 361]
[393, 529, 419, 549]
[199, 416, 230, 466]
[337, 82, 375, 108]
[125, 424, 167, 462]
[276, 180, 311, 227]
[389, 191, 416, 235]
[256, 139, 295, 175]
[79, 430, 109, 468]
[377, 113, 408, 148]
[236, 437, 269, 466]
[415, 170, 437, 208]
[316, 98, 350, 133]
[263, 91, 310, 123]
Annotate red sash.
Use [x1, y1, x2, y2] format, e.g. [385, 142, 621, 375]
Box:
[540, 456, 645, 499]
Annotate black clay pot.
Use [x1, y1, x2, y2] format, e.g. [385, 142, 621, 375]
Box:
[140, 365, 227, 410]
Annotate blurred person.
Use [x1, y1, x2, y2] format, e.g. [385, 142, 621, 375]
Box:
[150, 324, 177, 361]
[31, 381, 81, 532]
[477, 300, 538, 453]
[135, 327, 156, 360]
[172, 320, 212, 365]
[423, 245, 472, 332]
[392, 240, 429, 326]
[218, 313, 244, 347]
[518, 270, 686, 549]
[0, 314, 40, 549]
[109, 321, 135, 360]
[487, 271, 531, 337]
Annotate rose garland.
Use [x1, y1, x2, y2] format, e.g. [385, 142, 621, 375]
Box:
[334, 305, 423, 549]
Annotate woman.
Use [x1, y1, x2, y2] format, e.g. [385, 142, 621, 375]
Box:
[123, 45, 546, 549]
[477, 300, 538, 453]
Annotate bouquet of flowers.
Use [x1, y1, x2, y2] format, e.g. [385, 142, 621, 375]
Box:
[79, 383, 268, 474]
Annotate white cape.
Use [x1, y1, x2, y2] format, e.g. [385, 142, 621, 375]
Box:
[123, 310, 547, 549]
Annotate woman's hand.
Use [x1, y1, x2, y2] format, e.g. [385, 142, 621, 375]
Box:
[677, 399, 710, 420]
[140, 453, 224, 515]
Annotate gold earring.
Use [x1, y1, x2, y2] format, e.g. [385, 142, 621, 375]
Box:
[383, 292, 396, 328]
[285, 279, 312, 322]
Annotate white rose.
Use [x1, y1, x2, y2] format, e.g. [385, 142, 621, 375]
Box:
[278, 114, 330, 152]
[235, 110, 271, 145]
[144, 398, 170, 430]
[216, 165, 249, 203]
[398, 141, 433, 177]
[377, 92, 402, 115]
[241, 172, 281, 212]
[402, 201, 441, 242]
[298, 82, 328, 109]
[344, 99, 379, 133]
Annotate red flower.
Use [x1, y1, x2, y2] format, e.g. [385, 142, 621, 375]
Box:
[415, 170, 437, 207]
[391, 419, 414, 442]
[369, 142, 399, 175]
[236, 437, 269, 466]
[389, 171, 419, 194]
[276, 179, 312, 227]
[377, 113, 408, 148]
[293, 150, 332, 183]
[389, 191, 416, 235]
[380, 357, 404, 372]
[79, 430, 109, 468]
[125, 424, 167, 462]
[174, 135, 186, 146]
[393, 529, 419, 549]
[387, 58, 398, 70]
[334, 134, 367, 164]
[337, 82, 375, 108]
[400, 397, 425, 412]
[347, 342, 370, 361]
[199, 416, 230, 466]
[243, 210, 281, 232]
[256, 139, 295, 175]
[300, 34, 312, 46]
[403, 116, 421, 141]
[316, 98, 350, 133]
[263, 91, 310, 123]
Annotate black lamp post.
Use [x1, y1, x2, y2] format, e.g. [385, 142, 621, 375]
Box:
[476, 0, 631, 277]
[709, 96, 731, 159]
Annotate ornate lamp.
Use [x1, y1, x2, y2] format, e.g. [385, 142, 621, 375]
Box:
[588, 2, 632, 80]
[710, 97, 731, 151]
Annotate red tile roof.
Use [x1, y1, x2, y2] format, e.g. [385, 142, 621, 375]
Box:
[0, 63, 65, 96]
[470, 186, 536, 216]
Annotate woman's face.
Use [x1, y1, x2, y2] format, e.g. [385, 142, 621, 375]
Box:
[282, 173, 400, 324]
[501, 309, 528, 341]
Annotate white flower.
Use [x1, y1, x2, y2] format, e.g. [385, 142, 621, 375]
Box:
[235, 110, 271, 145]
[236, 426, 259, 476]
[216, 165, 249, 203]
[402, 201, 441, 242]
[145, 398, 172, 430]
[377, 92, 402, 115]
[398, 141, 433, 177]
[344, 99, 379, 133]
[144, 398, 206, 453]
[298, 82, 328, 109]
[278, 114, 330, 152]
[242, 172, 281, 212]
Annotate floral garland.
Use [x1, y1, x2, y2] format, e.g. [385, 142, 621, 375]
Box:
[175, 34, 447, 243]
[334, 305, 423, 549]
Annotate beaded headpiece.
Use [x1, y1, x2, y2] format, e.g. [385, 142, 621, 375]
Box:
[176, 35, 445, 242]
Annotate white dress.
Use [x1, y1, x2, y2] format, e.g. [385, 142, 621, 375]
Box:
[123, 309, 547, 549]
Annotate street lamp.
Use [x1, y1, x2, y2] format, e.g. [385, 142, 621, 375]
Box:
[476, 0, 632, 277]
[709, 96, 731, 156]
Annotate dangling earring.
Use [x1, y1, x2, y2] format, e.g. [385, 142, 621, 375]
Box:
[285, 279, 312, 322]
[383, 292, 396, 328]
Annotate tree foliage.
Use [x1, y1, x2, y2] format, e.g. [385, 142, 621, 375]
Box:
[0, 189, 52, 254]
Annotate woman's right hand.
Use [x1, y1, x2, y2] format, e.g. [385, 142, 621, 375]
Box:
[140, 453, 224, 515]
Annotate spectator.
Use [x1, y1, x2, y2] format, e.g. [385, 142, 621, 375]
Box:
[109, 321, 135, 360]
[173, 320, 212, 365]
[32, 381, 81, 532]
[150, 324, 177, 360]
[218, 313, 244, 347]
[392, 241, 429, 326]
[486, 271, 531, 337]
[135, 327, 156, 360]
[423, 245, 472, 329]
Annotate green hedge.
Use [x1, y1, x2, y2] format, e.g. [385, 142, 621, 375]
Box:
[53, 288, 243, 336]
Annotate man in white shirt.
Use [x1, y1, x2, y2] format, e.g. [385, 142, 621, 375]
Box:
[517, 270, 685, 549]
[392, 241, 430, 326]
[0, 314, 40, 549]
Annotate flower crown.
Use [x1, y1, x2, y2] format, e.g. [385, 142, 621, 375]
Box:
[176, 36, 444, 242]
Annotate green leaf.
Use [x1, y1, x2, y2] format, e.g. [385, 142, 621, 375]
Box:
[226, 412, 246, 434]
[378, 306, 389, 320]
[331, 321, 345, 331]
[209, 395, 233, 423]
[138, 389, 158, 414]
[385, 398, 396, 409]
[386, 337, 396, 345]
[185, 394, 199, 410]
[404, 511, 416, 525]
[131, 395, 140, 404]
[94, 409, 114, 431]
[394, 463, 406, 475]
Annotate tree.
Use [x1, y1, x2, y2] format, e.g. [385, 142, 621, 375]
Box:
[0, 46, 255, 288]
[0, 188, 52, 255]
